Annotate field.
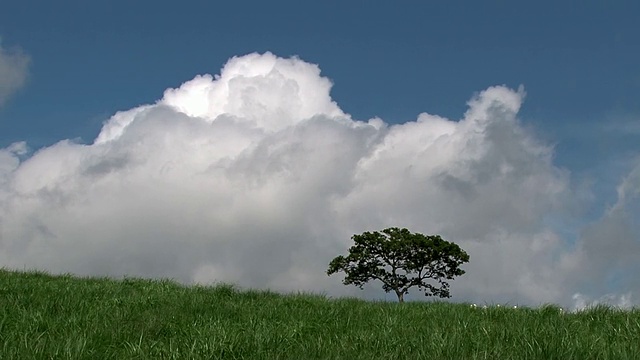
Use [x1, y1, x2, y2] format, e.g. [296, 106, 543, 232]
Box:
[1, 269, 639, 359]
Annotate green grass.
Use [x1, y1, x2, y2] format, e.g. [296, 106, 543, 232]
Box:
[1, 269, 639, 359]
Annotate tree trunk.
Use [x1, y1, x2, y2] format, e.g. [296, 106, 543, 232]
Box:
[396, 290, 404, 303]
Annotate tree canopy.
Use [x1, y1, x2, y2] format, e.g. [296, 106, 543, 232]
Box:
[327, 227, 470, 303]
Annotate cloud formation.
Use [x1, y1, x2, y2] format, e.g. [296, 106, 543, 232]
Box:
[0, 52, 638, 309]
[0, 39, 30, 106]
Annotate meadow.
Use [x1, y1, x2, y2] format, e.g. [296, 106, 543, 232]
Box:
[1, 268, 639, 359]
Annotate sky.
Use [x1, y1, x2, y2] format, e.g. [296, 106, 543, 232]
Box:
[0, 1, 639, 310]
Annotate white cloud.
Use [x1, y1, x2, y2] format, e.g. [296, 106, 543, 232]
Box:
[566, 158, 640, 309]
[571, 292, 635, 312]
[0, 39, 30, 107]
[0, 52, 638, 309]
[159, 53, 345, 132]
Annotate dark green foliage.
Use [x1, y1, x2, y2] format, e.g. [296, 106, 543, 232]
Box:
[327, 227, 469, 302]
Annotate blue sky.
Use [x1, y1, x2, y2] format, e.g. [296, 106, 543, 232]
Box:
[3, 2, 639, 156]
[0, 1, 639, 308]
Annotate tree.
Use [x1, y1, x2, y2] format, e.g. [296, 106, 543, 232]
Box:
[327, 227, 469, 303]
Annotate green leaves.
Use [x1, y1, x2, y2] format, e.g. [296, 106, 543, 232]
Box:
[327, 228, 470, 302]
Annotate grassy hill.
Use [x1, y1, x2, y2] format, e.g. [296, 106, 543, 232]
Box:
[0, 268, 639, 359]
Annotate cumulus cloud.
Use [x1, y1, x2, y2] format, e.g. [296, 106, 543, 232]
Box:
[0, 52, 638, 309]
[568, 159, 640, 310]
[0, 39, 30, 107]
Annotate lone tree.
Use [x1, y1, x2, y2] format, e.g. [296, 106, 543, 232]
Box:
[327, 227, 469, 303]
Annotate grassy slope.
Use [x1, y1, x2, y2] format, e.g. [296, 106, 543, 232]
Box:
[0, 269, 639, 359]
